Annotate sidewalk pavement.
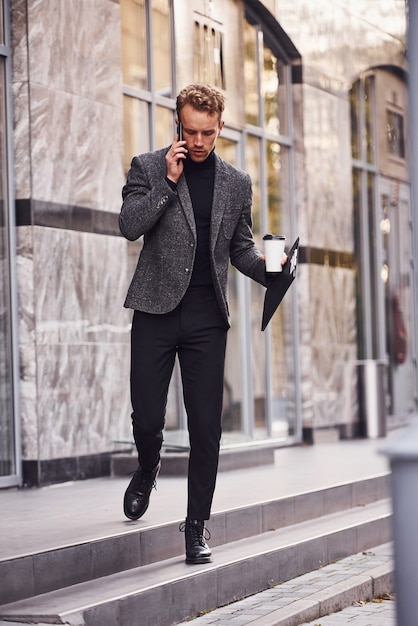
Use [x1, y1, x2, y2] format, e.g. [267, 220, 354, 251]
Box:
[175, 544, 395, 625]
[300, 597, 395, 626]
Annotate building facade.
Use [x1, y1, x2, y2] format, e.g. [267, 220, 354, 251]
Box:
[0, 0, 412, 487]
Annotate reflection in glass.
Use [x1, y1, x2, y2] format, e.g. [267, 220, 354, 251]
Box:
[350, 82, 360, 160]
[263, 44, 287, 136]
[364, 76, 375, 164]
[352, 167, 364, 357]
[246, 135, 267, 438]
[386, 110, 405, 158]
[155, 106, 174, 150]
[0, 59, 15, 476]
[123, 95, 150, 174]
[266, 143, 293, 438]
[270, 287, 292, 438]
[216, 137, 244, 441]
[367, 172, 378, 357]
[193, 21, 224, 89]
[152, 0, 172, 96]
[246, 135, 262, 235]
[222, 264, 244, 441]
[266, 141, 282, 234]
[121, 0, 148, 89]
[244, 20, 259, 126]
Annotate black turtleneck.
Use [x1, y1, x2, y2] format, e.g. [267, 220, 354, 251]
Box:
[183, 150, 215, 286]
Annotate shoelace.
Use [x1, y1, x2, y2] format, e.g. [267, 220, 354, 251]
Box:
[179, 521, 211, 542]
[129, 470, 157, 491]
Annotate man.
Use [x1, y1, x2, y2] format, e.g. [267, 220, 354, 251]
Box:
[119, 84, 281, 564]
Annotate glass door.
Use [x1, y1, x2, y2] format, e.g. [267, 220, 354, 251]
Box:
[216, 132, 251, 444]
[379, 178, 416, 418]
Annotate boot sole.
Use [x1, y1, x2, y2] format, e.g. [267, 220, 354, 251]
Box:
[185, 555, 213, 564]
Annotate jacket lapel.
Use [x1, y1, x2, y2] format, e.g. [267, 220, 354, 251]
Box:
[177, 175, 197, 238]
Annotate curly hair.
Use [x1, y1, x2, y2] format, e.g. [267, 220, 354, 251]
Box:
[176, 84, 225, 119]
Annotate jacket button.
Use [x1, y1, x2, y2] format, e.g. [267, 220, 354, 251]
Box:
[185, 268, 190, 273]
[156, 195, 168, 208]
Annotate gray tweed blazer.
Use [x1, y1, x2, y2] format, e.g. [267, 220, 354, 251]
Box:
[119, 147, 267, 327]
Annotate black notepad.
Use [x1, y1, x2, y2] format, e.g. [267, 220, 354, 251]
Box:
[261, 237, 299, 331]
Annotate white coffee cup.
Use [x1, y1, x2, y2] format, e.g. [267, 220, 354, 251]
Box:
[263, 234, 286, 272]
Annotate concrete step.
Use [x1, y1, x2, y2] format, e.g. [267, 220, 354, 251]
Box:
[112, 445, 276, 477]
[0, 499, 391, 626]
[0, 474, 389, 606]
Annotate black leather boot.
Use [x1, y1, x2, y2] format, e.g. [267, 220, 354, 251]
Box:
[123, 461, 161, 520]
[180, 518, 212, 564]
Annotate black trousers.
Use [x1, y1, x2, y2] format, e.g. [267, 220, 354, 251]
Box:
[130, 285, 228, 521]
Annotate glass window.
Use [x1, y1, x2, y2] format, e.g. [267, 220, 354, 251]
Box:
[350, 76, 380, 361]
[222, 263, 245, 441]
[364, 75, 375, 164]
[386, 110, 405, 158]
[121, 0, 174, 169]
[123, 96, 150, 174]
[350, 76, 375, 165]
[266, 140, 282, 234]
[263, 44, 288, 136]
[244, 20, 259, 126]
[246, 135, 267, 439]
[245, 135, 262, 235]
[216, 137, 245, 441]
[193, 20, 224, 88]
[367, 172, 379, 357]
[152, 0, 172, 96]
[155, 105, 174, 150]
[266, 142, 291, 234]
[121, 0, 148, 89]
[243, 8, 295, 442]
[350, 81, 360, 160]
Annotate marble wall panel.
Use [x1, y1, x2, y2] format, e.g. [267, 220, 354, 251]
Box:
[28, 83, 124, 211]
[15, 226, 38, 460]
[16, 227, 35, 344]
[27, 0, 122, 108]
[296, 266, 314, 427]
[19, 342, 39, 460]
[12, 81, 31, 199]
[12, 0, 125, 210]
[33, 228, 132, 345]
[37, 342, 132, 459]
[16, 226, 134, 460]
[10, 0, 29, 83]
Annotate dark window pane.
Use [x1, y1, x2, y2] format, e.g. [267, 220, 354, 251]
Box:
[386, 110, 405, 158]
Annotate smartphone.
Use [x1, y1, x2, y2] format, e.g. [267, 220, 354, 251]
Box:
[177, 121, 183, 141]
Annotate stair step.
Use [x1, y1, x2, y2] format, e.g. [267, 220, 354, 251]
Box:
[0, 499, 391, 626]
[112, 445, 277, 477]
[0, 474, 389, 606]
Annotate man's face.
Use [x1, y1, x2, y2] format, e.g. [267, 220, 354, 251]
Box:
[178, 103, 224, 163]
